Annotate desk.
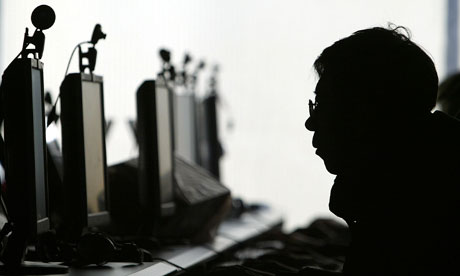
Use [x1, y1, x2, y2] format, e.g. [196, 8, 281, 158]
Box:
[62, 207, 283, 276]
[69, 262, 178, 276]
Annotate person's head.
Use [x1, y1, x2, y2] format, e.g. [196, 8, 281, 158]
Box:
[305, 26, 438, 174]
[437, 72, 460, 119]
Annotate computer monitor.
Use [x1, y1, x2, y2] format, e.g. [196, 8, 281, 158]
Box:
[136, 77, 175, 219]
[197, 94, 222, 179]
[0, 57, 50, 265]
[60, 73, 109, 240]
[174, 93, 199, 164]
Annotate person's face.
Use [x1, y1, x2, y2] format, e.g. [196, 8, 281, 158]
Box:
[305, 76, 362, 174]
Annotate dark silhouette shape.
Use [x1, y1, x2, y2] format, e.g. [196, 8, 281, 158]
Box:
[47, 24, 106, 128]
[31, 5, 55, 31]
[158, 48, 176, 81]
[79, 24, 106, 73]
[306, 26, 460, 275]
[437, 72, 460, 118]
[21, 5, 55, 60]
[90, 24, 106, 45]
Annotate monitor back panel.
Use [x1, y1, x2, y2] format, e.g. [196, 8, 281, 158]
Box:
[1, 58, 49, 237]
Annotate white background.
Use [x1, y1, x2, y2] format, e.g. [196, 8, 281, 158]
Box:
[0, 0, 447, 230]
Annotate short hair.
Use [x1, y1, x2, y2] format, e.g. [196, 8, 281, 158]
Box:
[314, 26, 438, 113]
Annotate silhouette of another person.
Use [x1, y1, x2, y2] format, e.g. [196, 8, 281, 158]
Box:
[305, 26, 460, 275]
[437, 72, 460, 119]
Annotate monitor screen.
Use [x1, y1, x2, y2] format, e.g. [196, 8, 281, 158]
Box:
[155, 80, 174, 210]
[31, 67, 47, 223]
[81, 80, 107, 215]
[174, 94, 199, 164]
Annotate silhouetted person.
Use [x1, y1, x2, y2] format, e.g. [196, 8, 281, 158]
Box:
[305, 26, 460, 275]
[437, 72, 460, 119]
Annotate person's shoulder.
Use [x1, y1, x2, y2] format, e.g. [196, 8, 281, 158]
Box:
[425, 112, 460, 208]
[429, 110, 460, 162]
[431, 111, 460, 135]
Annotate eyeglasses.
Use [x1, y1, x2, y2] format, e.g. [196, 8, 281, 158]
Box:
[308, 99, 318, 117]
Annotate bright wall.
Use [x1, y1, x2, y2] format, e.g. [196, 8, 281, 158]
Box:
[0, 0, 447, 230]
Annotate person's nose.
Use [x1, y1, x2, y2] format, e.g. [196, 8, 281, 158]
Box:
[305, 115, 316, 131]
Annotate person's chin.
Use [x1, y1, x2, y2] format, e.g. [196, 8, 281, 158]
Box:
[324, 160, 340, 175]
[317, 151, 341, 175]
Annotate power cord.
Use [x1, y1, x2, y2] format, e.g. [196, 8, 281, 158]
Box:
[46, 41, 89, 127]
[151, 257, 188, 272]
[64, 42, 88, 78]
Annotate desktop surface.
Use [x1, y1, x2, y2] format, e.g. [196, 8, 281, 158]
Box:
[25, 206, 283, 276]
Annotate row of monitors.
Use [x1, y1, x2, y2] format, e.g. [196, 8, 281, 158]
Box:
[0, 57, 220, 264]
[56, 70, 176, 237]
[175, 91, 221, 179]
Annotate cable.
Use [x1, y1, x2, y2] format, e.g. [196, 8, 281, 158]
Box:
[46, 41, 89, 128]
[151, 257, 188, 272]
[64, 41, 88, 78]
[0, 196, 9, 223]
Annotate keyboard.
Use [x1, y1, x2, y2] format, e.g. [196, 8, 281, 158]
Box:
[174, 156, 230, 205]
